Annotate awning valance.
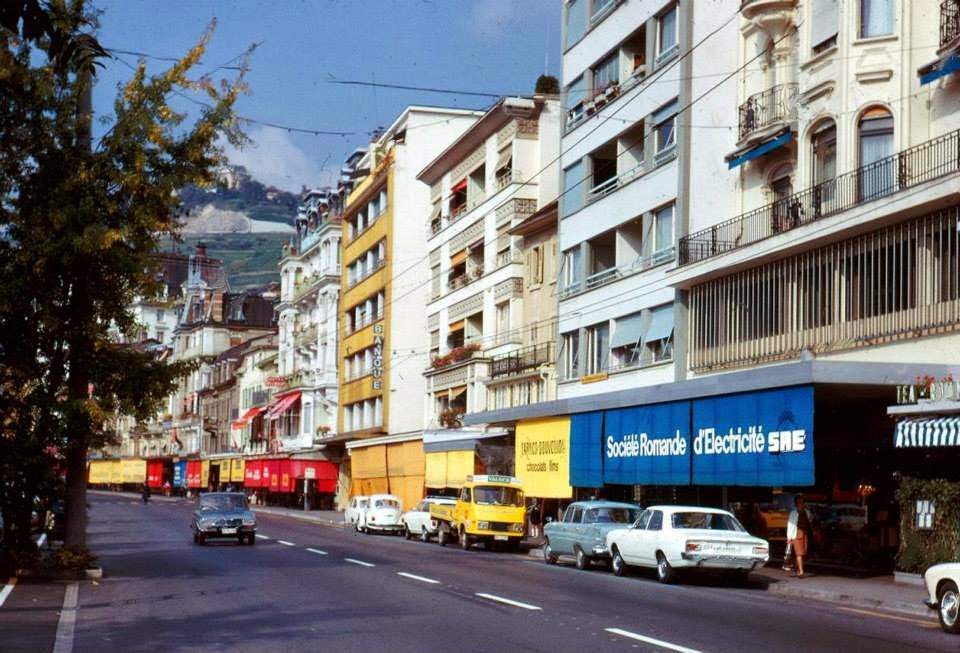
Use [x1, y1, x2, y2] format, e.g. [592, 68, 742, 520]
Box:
[895, 417, 960, 448]
[267, 391, 301, 419]
[920, 54, 960, 86]
[448, 319, 465, 332]
[727, 130, 793, 169]
[450, 178, 467, 194]
[236, 405, 266, 427]
[450, 250, 467, 266]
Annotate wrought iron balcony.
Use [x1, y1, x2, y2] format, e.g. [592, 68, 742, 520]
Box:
[738, 83, 798, 141]
[679, 129, 960, 266]
[489, 342, 554, 379]
[943, 0, 960, 48]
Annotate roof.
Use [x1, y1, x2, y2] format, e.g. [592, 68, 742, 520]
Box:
[510, 199, 558, 238]
[377, 105, 485, 150]
[647, 505, 733, 514]
[567, 500, 642, 509]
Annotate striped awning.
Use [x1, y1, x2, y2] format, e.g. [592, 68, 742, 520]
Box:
[895, 417, 960, 448]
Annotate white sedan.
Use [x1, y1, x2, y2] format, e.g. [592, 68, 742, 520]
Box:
[606, 505, 769, 584]
[345, 495, 369, 531]
[362, 494, 404, 534]
[924, 562, 960, 633]
[402, 496, 456, 542]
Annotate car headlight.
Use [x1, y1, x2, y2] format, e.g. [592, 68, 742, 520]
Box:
[199, 519, 216, 529]
[510, 523, 524, 533]
[242, 518, 255, 526]
[477, 521, 490, 530]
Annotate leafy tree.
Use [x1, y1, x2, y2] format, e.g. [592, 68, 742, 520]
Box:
[0, 0, 248, 557]
[535, 74, 560, 95]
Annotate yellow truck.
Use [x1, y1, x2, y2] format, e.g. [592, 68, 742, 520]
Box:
[430, 475, 526, 551]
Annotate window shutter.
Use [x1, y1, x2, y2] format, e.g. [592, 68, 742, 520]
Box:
[811, 0, 838, 49]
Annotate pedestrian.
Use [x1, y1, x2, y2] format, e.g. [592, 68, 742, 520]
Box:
[528, 500, 541, 539]
[141, 483, 151, 504]
[163, 480, 171, 497]
[787, 495, 812, 578]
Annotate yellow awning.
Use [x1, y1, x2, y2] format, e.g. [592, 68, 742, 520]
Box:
[230, 459, 245, 483]
[424, 450, 475, 489]
[109, 460, 123, 484]
[351, 444, 387, 479]
[387, 440, 424, 478]
[121, 458, 146, 484]
[450, 250, 467, 266]
[88, 460, 111, 484]
[515, 416, 573, 499]
[448, 320, 465, 332]
[201, 460, 210, 488]
[389, 475, 424, 513]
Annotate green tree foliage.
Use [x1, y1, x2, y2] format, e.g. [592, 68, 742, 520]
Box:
[535, 74, 560, 95]
[895, 477, 960, 573]
[0, 0, 248, 560]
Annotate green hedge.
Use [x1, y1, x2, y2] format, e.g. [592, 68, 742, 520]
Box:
[896, 477, 960, 573]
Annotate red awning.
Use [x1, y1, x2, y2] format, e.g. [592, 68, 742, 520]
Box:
[293, 460, 338, 493]
[244, 460, 263, 488]
[235, 405, 266, 428]
[450, 178, 467, 194]
[267, 391, 301, 420]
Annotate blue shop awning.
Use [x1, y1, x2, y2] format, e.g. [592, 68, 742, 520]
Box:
[727, 131, 793, 170]
[895, 417, 960, 448]
[920, 54, 960, 86]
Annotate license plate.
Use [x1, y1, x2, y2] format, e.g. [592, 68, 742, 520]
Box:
[494, 535, 508, 541]
[221, 527, 237, 535]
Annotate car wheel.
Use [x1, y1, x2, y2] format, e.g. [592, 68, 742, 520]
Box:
[197, 533, 206, 546]
[611, 546, 627, 577]
[938, 581, 960, 634]
[192, 531, 198, 544]
[420, 528, 430, 543]
[575, 547, 590, 571]
[248, 534, 256, 546]
[543, 538, 558, 564]
[404, 525, 412, 540]
[238, 535, 245, 545]
[459, 529, 471, 551]
[656, 553, 676, 584]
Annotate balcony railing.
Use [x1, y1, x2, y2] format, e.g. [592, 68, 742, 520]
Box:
[738, 83, 798, 141]
[448, 266, 484, 292]
[495, 248, 524, 268]
[560, 247, 676, 299]
[495, 169, 521, 191]
[679, 129, 960, 266]
[347, 258, 386, 288]
[943, 0, 960, 47]
[489, 342, 554, 379]
[345, 307, 384, 335]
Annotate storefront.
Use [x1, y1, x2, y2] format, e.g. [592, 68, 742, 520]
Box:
[347, 434, 426, 512]
[146, 459, 167, 489]
[173, 459, 187, 492]
[121, 458, 147, 486]
[423, 427, 510, 495]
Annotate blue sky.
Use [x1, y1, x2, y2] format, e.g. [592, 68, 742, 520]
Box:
[92, 0, 561, 192]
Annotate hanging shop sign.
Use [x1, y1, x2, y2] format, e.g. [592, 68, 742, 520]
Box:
[691, 385, 814, 486]
[602, 401, 691, 486]
[372, 324, 384, 390]
[515, 417, 572, 498]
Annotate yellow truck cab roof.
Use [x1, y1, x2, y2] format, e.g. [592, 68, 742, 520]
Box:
[464, 475, 523, 488]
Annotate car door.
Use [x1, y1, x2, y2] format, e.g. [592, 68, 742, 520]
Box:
[576, 508, 598, 554]
[409, 501, 428, 532]
[560, 505, 583, 554]
[638, 509, 664, 566]
[619, 509, 651, 564]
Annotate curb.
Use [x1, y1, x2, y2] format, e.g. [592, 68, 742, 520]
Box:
[525, 547, 932, 620]
[88, 490, 182, 503]
[251, 507, 345, 529]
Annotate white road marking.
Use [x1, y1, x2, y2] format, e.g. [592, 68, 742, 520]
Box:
[474, 593, 541, 611]
[277, 540, 296, 547]
[0, 578, 16, 608]
[345, 558, 375, 567]
[52, 582, 79, 653]
[306, 548, 328, 556]
[255, 534, 270, 540]
[604, 628, 703, 653]
[397, 572, 440, 585]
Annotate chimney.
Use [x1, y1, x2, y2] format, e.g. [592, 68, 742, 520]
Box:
[196, 242, 207, 257]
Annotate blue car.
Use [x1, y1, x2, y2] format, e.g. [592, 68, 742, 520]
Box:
[543, 500, 643, 570]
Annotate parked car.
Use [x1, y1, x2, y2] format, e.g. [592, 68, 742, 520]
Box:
[924, 562, 960, 633]
[402, 496, 456, 542]
[543, 500, 642, 570]
[606, 505, 769, 584]
[363, 494, 404, 534]
[346, 496, 370, 531]
[192, 492, 256, 545]
[432, 475, 525, 551]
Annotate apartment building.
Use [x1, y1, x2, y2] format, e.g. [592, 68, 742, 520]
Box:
[416, 96, 561, 428]
[338, 106, 482, 509]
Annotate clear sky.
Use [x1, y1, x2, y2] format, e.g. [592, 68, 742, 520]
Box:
[92, 0, 562, 192]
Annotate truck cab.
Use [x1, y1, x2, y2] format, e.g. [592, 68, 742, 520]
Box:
[430, 475, 525, 551]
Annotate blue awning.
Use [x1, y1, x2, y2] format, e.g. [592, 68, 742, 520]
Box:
[569, 412, 603, 488]
[727, 131, 793, 169]
[920, 54, 960, 86]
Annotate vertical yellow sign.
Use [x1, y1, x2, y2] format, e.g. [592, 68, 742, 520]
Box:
[515, 416, 572, 498]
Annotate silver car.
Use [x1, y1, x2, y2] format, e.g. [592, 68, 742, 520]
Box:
[192, 492, 257, 545]
[544, 501, 643, 570]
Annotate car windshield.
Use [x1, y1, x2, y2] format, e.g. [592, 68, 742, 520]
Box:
[473, 486, 522, 507]
[375, 499, 399, 509]
[584, 507, 641, 524]
[199, 494, 247, 512]
[671, 511, 745, 532]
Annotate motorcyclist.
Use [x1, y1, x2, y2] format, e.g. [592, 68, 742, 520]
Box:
[141, 483, 151, 504]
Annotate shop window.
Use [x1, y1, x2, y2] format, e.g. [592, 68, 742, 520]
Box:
[916, 500, 935, 530]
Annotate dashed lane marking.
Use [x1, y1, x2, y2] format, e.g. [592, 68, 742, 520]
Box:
[604, 628, 703, 653]
[306, 548, 328, 556]
[345, 558, 375, 568]
[277, 540, 296, 547]
[836, 606, 938, 628]
[0, 578, 16, 608]
[255, 534, 270, 540]
[474, 592, 541, 611]
[397, 572, 440, 584]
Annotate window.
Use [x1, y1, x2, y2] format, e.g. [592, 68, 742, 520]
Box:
[571, 506, 584, 523]
[811, 0, 839, 53]
[654, 204, 675, 255]
[561, 331, 580, 379]
[592, 51, 619, 96]
[562, 159, 586, 216]
[858, 108, 894, 200]
[653, 99, 678, 158]
[496, 301, 511, 336]
[592, 0, 616, 20]
[565, 0, 587, 47]
[860, 0, 894, 38]
[811, 120, 837, 185]
[527, 245, 544, 285]
[563, 246, 583, 292]
[610, 312, 643, 368]
[657, 4, 679, 63]
[155, 329, 165, 342]
[647, 510, 663, 531]
[645, 303, 675, 362]
[635, 509, 652, 529]
[585, 322, 609, 374]
[565, 76, 586, 129]
[916, 500, 935, 530]
[157, 309, 165, 321]
[769, 165, 795, 232]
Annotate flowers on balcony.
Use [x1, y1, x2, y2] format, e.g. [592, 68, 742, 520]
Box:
[430, 342, 481, 370]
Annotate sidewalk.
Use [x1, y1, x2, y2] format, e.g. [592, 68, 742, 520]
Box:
[251, 505, 345, 528]
[525, 546, 932, 620]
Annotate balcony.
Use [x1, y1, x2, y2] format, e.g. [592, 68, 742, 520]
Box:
[495, 168, 521, 191]
[586, 162, 644, 204]
[943, 0, 960, 49]
[448, 266, 484, 292]
[737, 83, 798, 142]
[560, 247, 676, 300]
[680, 129, 960, 266]
[495, 197, 537, 228]
[489, 342, 554, 379]
[344, 307, 384, 336]
[348, 258, 386, 289]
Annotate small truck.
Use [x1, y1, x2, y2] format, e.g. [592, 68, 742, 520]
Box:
[430, 475, 526, 551]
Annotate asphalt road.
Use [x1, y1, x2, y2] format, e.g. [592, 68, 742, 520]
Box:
[34, 494, 956, 653]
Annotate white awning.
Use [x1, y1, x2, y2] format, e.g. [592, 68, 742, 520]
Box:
[895, 417, 960, 448]
[610, 313, 644, 349]
[645, 304, 675, 342]
[423, 426, 509, 452]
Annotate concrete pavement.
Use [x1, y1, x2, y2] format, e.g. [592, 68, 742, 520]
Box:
[4, 493, 951, 652]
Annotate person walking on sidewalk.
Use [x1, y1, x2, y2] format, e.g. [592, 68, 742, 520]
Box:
[787, 495, 812, 578]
